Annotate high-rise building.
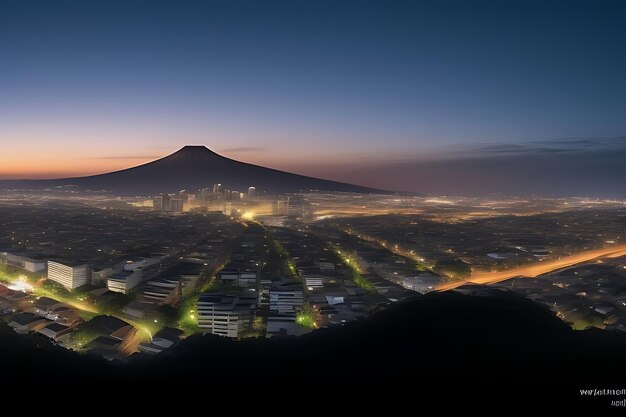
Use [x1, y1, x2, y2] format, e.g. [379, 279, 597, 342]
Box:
[154, 194, 179, 212]
[162, 194, 172, 211]
[153, 195, 163, 210]
[179, 190, 189, 203]
[212, 183, 222, 194]
[47, 261, 89, 289]
[248, 186, 257, 198]
[287, 195, 305, 218]
[170, 198, 184, 213]
[273, 200, 288, 215]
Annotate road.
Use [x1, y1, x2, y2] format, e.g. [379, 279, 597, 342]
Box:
[436, 244, 626, 291]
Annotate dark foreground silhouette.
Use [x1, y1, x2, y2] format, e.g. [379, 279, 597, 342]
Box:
[2, 290, 625, 409]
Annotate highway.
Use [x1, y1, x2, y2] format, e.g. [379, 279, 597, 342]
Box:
[436, 244, 626, 291]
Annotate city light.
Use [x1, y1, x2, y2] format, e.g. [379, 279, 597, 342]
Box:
[241, 211, 255, 220]
[8, 276, 33, 293]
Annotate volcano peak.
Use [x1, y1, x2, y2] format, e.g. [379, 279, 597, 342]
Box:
[179, 145, 212, 152]
[166, 145, 223, 162]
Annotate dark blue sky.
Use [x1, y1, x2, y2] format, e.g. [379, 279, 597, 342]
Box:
[1, 0, 625, 195]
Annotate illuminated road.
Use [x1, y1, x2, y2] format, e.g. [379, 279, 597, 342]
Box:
[59, 298, 99, 314]
[436, 244, 626, 291]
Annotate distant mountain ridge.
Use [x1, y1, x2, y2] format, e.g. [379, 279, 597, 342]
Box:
[0, 145, 388, 195]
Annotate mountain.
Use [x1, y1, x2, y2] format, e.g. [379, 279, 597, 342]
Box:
[0, 146, 388, 195]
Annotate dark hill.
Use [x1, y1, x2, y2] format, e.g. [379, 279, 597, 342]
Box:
[1, 290, 625, 408]
[0, 145, 387, 195]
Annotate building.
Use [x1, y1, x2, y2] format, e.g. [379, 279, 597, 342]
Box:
[170, 197, 184, 212]
[197, 292, 257, 338]
[304, 276, 324, 290]
[8, 313, 48, 334]
[138, 327, 184, 354]
[153, 194, 172, 211]
[248, 186, 257, 198]
[80, 315, 137, 359]
[269, 283, 303, 315]
[287, 195, 305, 218]
[271, 200, 288, 216]
[199, 188, 210, 201]
[47, 261, 89, 290]
[143, 277, 182, 305]
[38, 323, 73, 341]
[153, 195, 163, 210]
[119, 257, 161, 272]
[238, 271, 257, 287]
[107, 270, 143, 294]
[0, 252, 46, 273]
[122, 300, 152, 319]
[212, 183, 222, 194]
[266, 281, 306, 337]
[218, 267, 240, 284]
[91, 266, 114, 285]
[33, 296, 65, 317]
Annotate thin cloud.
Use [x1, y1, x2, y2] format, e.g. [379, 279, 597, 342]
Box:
[448, 136, 626, 158]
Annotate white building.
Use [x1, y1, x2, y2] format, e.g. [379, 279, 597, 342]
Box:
[107, 270, 143, 294]
[269, 288, 303, 315]
[287, 195, 305, 218]
[266, 281, 305, 337]
[304, 276, 324, 290]
[197, 292, 256, 338]
[1, 252, 46, 273]
[47, 261, 89, 290]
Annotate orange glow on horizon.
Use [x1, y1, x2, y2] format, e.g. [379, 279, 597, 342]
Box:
[0, 144, 369, 180]
[0, 156, 157, 179]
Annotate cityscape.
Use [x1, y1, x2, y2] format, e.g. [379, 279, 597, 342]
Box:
[1, 163, 624, 357]
[2, 0, 626, 408]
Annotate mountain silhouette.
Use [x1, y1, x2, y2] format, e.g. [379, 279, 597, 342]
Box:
[0, 146, 387, 195]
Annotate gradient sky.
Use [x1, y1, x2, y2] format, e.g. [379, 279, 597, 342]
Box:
[1, 1, 625, 195]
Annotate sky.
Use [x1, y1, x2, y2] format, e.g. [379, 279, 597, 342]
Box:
[1, 0, 625, 196]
